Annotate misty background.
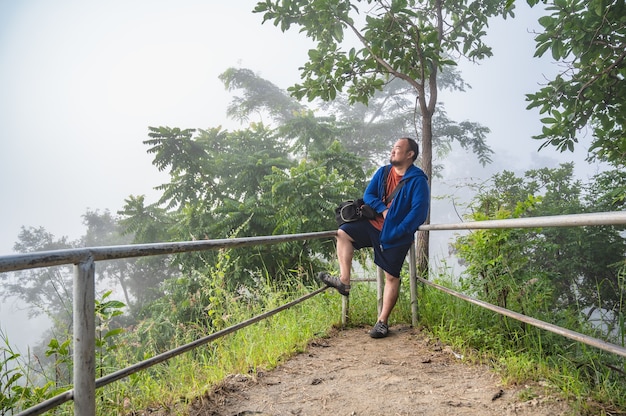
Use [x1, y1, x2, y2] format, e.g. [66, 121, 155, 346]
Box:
[0, 2, 602, 354]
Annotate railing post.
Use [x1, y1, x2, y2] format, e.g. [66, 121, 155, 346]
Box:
[408, 241, 418, 327]
[73, 256, 96, 416]
[341, 295, 349, 327]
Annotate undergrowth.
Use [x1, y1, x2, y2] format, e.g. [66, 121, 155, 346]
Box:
[417, 272, 626, 416]
[3, 265, 625, 415]
[103, 277, 342, 415]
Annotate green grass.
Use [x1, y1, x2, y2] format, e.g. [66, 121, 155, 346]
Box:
[416, 272, 626, 415]
[102, 282, 343, 415]
[6, 266, 625, 415]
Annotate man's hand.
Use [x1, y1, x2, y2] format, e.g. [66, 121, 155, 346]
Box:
[382, 209, 388, 219]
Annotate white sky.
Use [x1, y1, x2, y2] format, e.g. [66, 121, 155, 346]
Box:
[0, 1, 604, 350]
[0, 1, 313, 256]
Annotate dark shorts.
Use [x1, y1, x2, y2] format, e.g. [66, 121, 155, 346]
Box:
[339, 221, 412, 278]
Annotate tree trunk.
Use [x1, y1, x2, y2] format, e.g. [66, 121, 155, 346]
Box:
[417, 106, 433, 278]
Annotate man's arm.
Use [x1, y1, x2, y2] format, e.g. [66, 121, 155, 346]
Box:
[382, 177, 430, 242]
[363, 167, 387, 214]
[398, 178, 430, 232]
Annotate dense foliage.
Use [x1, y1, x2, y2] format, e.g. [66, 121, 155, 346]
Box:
[454, 163, 626, 341]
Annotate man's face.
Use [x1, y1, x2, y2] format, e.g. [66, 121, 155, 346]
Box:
[389, 139, 412, 166]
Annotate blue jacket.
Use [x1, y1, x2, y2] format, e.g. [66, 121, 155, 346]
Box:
[363, 164, 430, 250]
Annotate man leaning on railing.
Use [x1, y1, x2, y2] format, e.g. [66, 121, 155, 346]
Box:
[317, 137, 430, 338]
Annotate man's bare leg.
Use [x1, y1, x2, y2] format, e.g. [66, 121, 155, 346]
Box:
[377, 272, 400, 324]
[336, 229, 354, 286]
[316, 229, 354, 296]
[369, 272, 400, 338]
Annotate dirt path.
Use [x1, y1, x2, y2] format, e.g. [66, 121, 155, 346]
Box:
[188, 325, 572, 416]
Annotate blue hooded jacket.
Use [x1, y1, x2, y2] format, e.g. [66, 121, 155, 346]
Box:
[363, 164, 430, 250]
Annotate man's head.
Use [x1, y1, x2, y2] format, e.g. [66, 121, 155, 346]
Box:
[390, 137, 419, 167]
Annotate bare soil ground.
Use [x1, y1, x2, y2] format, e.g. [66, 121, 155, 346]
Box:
[187, 325, 573, 416]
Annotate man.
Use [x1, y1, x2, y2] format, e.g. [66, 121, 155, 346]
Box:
[318, 137, 430, 338]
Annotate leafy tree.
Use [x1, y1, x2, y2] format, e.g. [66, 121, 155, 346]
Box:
[126, 120, 367, 288]
[135, 124, 292, 277]
[253, 0, 507, 272]
[526, 0, 626, 173]
[254, 143, 368, 265]
[3, 210, 171, 329]
[219, 67, 304, 124]
[117, 194, 174, 243]
[143, 125, 292, 215]
[4, 227, 75, 320]
[583, 169, 626, 211]
[221, 67, 371, 162]
[81, 209, 175, 316]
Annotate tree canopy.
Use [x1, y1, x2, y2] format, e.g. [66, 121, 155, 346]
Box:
[253, 0, 504, 173]
[526, 0, 626, 173]
[254, 0, 509, 271]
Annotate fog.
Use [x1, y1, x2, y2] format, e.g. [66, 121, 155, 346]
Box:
[0, 1, 313, 256]
[0, 2, 602, 354]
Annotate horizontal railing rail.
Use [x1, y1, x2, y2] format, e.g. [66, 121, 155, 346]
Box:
[419, 210, 626, 230]
[0, 231, 337, 273]
[418, 277, 626, 358]
[1, 211, 625, 416]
